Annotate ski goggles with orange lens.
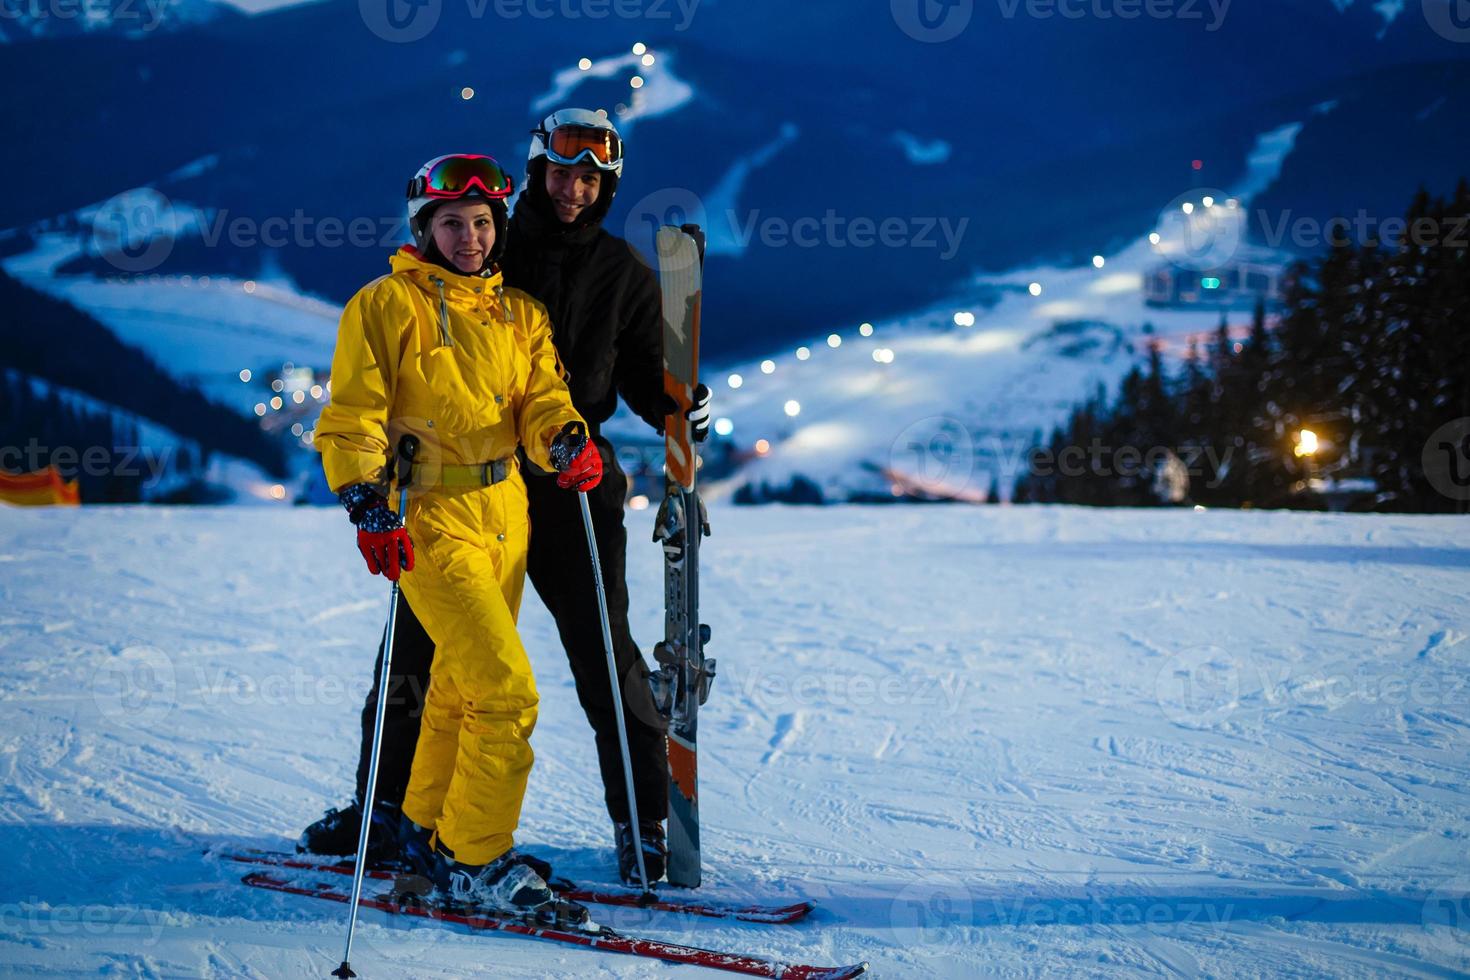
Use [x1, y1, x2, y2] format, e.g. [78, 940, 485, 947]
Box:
[540, 124, 623, 170]
[409, 154, 515, 201]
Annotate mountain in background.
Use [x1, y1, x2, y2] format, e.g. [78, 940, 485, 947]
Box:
[3, 0, 1467, 358]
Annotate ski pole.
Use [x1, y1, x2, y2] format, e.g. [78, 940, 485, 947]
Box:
[577, 485, 656, 901]
[334, 434, 418, 980]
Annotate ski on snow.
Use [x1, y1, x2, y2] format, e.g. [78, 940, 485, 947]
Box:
[217, 849, 813, 924]
[240, 871, 867, 979]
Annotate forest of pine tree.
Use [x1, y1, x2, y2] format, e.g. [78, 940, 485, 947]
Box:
[1016, 181, 1470, 513]
[0, 268, 287, 502]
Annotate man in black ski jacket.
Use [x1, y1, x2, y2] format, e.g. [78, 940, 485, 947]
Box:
[300, 109, 709, 884]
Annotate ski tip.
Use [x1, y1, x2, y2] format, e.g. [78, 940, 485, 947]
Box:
[330, 961, 357, 979]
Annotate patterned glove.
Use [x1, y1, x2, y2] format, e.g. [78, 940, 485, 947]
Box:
[339, 483, 414, 581]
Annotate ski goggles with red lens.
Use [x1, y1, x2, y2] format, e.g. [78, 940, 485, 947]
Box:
[408, 155, 515, 201]
[539, 124, 623, 170]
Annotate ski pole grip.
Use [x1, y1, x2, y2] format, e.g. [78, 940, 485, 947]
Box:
[394, 434, 419, 489]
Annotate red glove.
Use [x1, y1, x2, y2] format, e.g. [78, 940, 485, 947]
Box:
[340, 483, 414, 581]
[557, 439, 603, 491]
[550, 422, 603, 492]
[357, 524, 414, 581]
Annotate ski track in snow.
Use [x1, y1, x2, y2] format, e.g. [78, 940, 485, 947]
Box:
[1, 504, 1468, 977]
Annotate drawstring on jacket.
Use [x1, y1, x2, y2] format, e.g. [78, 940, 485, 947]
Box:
[495, 283, 514, 324]
[430, 276, 454, 348]
[429, 274, 515, 348]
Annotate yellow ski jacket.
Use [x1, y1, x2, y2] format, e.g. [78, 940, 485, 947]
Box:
[317, 247, 583, 491]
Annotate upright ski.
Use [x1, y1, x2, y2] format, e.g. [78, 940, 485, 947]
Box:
[651, 223, 714, 888]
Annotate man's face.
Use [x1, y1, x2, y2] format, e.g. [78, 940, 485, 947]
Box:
[544, 162, 604, 223]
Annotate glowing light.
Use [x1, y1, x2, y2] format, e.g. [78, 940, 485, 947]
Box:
[461, 87, 474, 100]
[1202, 196, 1215, 208]
[1194, 504, 1207, 512]
[292, 390, 306, 404]
[754, 439, 771, 455]
[271, 379, 284, 392]
[629, 494, 650, 510]
[760, 359, 776, 375]
[1226, 198, 1240, 209]
[1028, 282, 1043, 297]
[784, 400, 801, 417]
[254, 403, 266, 417]
[578, 57, 592, 70]
[243, 280, 256, 294]
[632, 42, 647, 55]
[714, 417, 734, 437]
[1149, 232, 1162, 245]
[641, 53, 655, 67]
[1201, 277, 1222, 290]
[796, 346, 811, 361]
[1182, 202, 1195, 215]
[630, 76, 645, 89]
[872, 348, 895, 364]
[270, 396, 283, 410]
[727, 373, 744, 389]
[239, 369, 252, 383]
[953, 311, 975, 327]
[310, 384, 324, 399]
[269, 484, 286, 500]
[826, 334, 842, 349]
[596, 108, 609, 119]
[303, 431, 314, 445]
[1294, 429, 1320, 458]
[1092, 255, 1105, 269]
[1192, 159, 1204, 171]
[291, 422, 304, 436]
[859, 322, 874, 336]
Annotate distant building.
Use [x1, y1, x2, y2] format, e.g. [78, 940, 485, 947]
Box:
[1145, 246, 1286, 311]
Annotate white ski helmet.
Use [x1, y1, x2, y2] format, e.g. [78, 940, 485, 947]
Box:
[528, 109, 624, 178]
[405, 153, 514, 253]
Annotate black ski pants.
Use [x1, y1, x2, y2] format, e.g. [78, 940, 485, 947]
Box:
[354, 446, 670, 828]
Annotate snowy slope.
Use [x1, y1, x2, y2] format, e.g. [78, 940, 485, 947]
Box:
[1, 504, 1467, 977]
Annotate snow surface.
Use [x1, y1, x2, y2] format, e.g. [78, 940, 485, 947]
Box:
[2, 503, 1468, 977]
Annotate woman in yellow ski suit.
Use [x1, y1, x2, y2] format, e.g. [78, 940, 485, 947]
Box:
[316, 155, 601, 896]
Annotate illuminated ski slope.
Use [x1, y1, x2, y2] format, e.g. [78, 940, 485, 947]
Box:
[1, 503, 1467, 977]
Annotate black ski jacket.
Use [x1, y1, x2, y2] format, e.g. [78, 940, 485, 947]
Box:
[500, 196, 666, 440]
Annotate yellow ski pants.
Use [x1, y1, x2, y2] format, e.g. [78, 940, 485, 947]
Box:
[399, 476, 536, 866]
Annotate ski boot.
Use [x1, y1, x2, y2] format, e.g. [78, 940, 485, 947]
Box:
[615, 819, 668, 887]
[433, 844, 588, 928]
[298, 800, 401, 864]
